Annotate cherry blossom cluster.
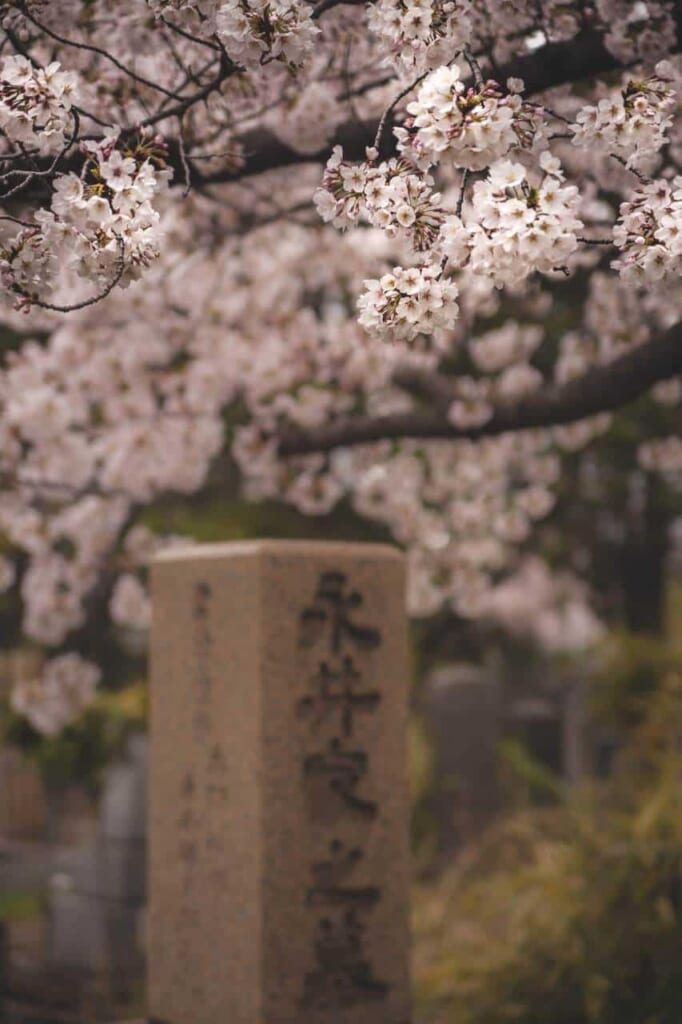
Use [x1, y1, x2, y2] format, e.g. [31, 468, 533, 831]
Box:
[482, 556, 604, 655]
[553, 414, 612, 454]
[215, 0, 319, 68]
[149, 0, 318, 68]
[596, 0, 678, 64]
[583, 271, 653, 360]
[357, 262, 459, 340]
[0, 1, 681, 742]
[367, 0, 473, 72]
[10, 653, 100, 738]
[315, 147, 446, 251]
[0, 228, 57, 309]
[15, 498, 132, 647]
[612, 177, 682, 284]
[1, 133, 170, 308]
[110, 574, 152, 631]
[445, 348, 544, 428]
[0, 56, 79, 154]
[469, 321, 543, 372]
[571, 63, 677, 170]
[468, 0, 581, 59]
[337, 432, 561, 618]
[272, 83, 341, 155]
[395, 65, 543, 171]
[639, 436, 682, 475]
[446, 376, 492, 427]
[0, 213, 394, 659]
[442, 156, 583, 287]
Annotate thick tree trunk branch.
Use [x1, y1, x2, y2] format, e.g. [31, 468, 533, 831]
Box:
[196, 27, 624, 185]
[278, 321, 682, 455]
[8, 24, 679, 200]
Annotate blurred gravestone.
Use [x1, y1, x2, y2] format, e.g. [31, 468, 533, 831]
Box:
[98, 732, 147, 907]
[148, 540, 412, 1024]
[424, 664, 501, 856]
[47, 734, 147, 985]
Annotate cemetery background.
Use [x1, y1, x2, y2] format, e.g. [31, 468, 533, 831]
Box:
[2, 455, 682, 1023]
[0, 109, 679, 1019]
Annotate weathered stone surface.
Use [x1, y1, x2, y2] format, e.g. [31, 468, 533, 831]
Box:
[148, 540, 411, 1024]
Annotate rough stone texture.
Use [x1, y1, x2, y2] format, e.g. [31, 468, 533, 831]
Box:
[148, 540, 411, 1024]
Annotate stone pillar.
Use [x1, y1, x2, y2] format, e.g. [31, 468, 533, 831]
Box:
[148, 540, 411, 1024]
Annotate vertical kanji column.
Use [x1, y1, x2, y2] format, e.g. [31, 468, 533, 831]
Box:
[148, 540, 411, 1024]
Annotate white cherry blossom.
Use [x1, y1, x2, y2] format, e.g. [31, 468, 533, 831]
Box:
[11, 653, 100, 737]
[395, 65, 543, 171]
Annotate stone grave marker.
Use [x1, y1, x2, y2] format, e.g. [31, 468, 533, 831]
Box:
[148, 540, 412, 1024]
[424, 663, 501, 855]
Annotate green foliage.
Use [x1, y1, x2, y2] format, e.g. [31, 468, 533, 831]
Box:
[142, 491, 392, 546]
[591, 630, 677, 733]
[413, 675, 682, 1024]
[498, 737, 565, 807]
[0, 683, 146, 795]
[0, 890, 42, 923]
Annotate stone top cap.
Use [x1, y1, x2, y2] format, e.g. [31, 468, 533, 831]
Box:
[153, 538, 404, 564]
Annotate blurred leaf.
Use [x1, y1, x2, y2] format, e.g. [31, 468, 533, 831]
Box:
[414, 674, 682, 1024]
[0, 890, 41, 923]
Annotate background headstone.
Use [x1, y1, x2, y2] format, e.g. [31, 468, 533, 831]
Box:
[47, 734, 147, 983]
[149, 540, 412, 1024]
[424, 664, 501, 856]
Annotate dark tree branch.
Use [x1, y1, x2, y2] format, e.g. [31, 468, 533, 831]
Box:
[278, 321, 682, 455]
[198, 118, 378, 183]
[195, 25, 630, 185]
[0, 23, 653, 201]
[136, 53, 237, 131]
[311, 0, 366, 19]
[16, 4, 194, 101]
[391, 365, 457, 407]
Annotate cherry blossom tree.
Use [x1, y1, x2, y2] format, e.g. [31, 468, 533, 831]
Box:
[1, 0, 682, 735]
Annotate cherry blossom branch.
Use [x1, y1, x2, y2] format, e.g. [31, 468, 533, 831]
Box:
[610, 152, 651, 183]
[1, 472, 132, 502]
[0, 109, 80, 201]
[373, 69, 430, 152]
[194, 25, 643, 185]
[311, 0, 366, 19]
[15, 4, 194, 102]
[148, 56, 220, 123]
[134, 52, 238, 132]
[10, 235, 126, 313]
[0, 22, 643, 201]
[159, 16, 223, 52]
[278, 321, 682, 455]
[0, 214, 33, 228]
